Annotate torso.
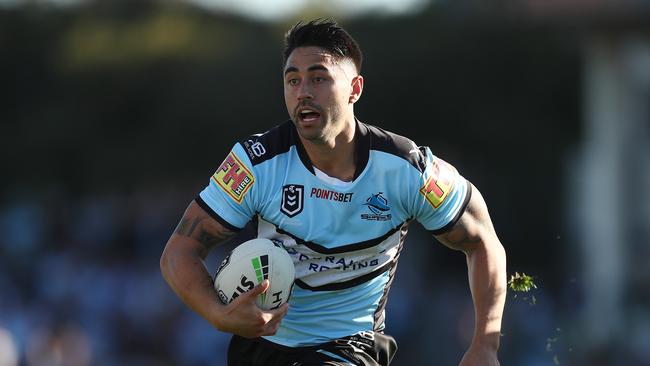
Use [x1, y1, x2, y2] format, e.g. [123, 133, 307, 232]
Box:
[198, 119, 471, 346]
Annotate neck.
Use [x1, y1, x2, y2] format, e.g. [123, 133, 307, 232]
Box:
[300, 117, 356, 182]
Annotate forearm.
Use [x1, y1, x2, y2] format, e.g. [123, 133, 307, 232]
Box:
[465, 237, 507, 350]
[160, 238, 224, 327]
[160, 200, 239, 327]
[161, 200, 288, 338]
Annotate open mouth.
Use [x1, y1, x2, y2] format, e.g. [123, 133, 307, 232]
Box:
[297, 108, 321, 123]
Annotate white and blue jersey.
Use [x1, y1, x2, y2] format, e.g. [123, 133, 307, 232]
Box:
[197, 119, 471, 347]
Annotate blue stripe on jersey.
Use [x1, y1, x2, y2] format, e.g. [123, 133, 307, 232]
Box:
[274, 225, 402, 255]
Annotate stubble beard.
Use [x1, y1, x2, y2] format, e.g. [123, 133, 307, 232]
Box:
[295, 105, 344, 146]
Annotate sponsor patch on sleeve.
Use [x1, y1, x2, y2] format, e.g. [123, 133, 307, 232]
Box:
[419, 158, 457, 209]
[212, 152, 255, 203]
[242, 139, 267, 160]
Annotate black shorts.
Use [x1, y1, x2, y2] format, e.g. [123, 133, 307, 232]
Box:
[227, 331, 398, 366]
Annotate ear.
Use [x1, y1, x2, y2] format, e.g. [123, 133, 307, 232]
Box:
[349, 75, 364, 104]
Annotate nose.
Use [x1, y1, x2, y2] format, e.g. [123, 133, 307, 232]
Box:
[297, 81, 313, 100]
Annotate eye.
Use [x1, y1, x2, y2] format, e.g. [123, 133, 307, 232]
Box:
[287, 78, 299, 86]
[314, 76, 325, 83]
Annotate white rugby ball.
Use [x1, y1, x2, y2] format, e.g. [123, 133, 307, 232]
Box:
[213, 238, 295, 310]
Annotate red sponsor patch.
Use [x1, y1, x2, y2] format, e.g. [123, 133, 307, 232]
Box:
[420, 158, 456, 208]
[212, 152, 254, 203]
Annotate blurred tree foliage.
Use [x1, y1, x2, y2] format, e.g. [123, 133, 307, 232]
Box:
[1, 1, 582, 286]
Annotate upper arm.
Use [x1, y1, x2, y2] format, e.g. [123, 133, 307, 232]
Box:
[434, 183, 498, 254]
[166, 199, 239, 259]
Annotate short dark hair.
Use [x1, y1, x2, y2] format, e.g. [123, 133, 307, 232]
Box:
[283, 18, 363, 74]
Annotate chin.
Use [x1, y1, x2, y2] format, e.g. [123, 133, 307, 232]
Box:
[297, 130, 322, 142]
[293, 122, 319, 138]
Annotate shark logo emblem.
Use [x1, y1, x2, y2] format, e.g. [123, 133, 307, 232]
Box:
[281, 184, 304, 217]
[364, 192, 390, 214]
[361, 192, 392, 221]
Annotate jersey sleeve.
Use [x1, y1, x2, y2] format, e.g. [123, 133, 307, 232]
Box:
[411, 147, 472, 234]
[196, 143, 259, 231]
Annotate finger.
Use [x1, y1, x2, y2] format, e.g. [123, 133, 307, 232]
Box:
[263, 320, 281, 336]
[263, 314, 285, 335]
[265, 313, 284, 331]
[229, 280, 270, 309]
[250, 279, 270, 295]
[240, 279, 270, 301]
[266, 304, 288, 322]
[270, 303, 289, 318]
[263, 304, 288, 329]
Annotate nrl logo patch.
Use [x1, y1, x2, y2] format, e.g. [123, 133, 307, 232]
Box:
[281, 184, 304, 217]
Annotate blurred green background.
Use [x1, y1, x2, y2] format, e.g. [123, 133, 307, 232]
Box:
[1, 0, 649, 365]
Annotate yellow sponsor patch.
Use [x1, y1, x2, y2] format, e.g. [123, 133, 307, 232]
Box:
[420, 158, 456, 209]
[212, 152, 254, 203]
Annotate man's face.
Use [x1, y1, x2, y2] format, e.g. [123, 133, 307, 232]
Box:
[283, 46, 361, 143]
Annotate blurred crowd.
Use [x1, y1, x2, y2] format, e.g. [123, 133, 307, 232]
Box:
[0, 188, 242, 365]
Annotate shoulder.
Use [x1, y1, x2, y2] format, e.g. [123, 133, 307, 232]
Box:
[237, 120, 297, 166]
[360, 121, 427, 172]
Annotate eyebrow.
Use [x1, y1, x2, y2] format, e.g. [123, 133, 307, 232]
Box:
[284, 64, 330, 76]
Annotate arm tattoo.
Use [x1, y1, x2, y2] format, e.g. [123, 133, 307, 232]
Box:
[174, 217, 204, 237]
[197, 230, 229, 249]
[174, 215, 235, 252]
